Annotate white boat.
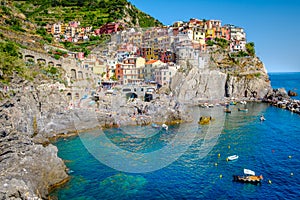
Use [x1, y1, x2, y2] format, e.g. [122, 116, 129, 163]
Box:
[244, 168, 255, 176]
[240, 101, 247, 105]
[260, 115, 266, 121]
[162, 123, 168, 130]
[227, 155, 239, 161]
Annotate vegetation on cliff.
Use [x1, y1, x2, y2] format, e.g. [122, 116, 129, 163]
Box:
[13, 0, 163, 28]
[1, 0, 163, 56]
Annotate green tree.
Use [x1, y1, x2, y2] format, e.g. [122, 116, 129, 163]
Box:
[245, 42, 255, 56]
[0, 41, 24, 81]
[206, 40, 214, 46]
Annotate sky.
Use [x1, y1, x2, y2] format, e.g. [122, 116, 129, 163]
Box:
[128, 0, 300, 72]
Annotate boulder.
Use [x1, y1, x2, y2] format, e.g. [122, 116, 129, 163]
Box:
[288, 90, 298, 97]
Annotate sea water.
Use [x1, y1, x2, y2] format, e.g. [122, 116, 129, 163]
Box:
[50, 73, 300, 200]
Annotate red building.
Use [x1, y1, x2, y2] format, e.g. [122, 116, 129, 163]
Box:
[160, 50, 176, 63]
[115, 63, 124, 82]
[99, 22, 126, 34]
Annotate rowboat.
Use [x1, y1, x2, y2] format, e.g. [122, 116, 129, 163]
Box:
[227, 155, 239, 161]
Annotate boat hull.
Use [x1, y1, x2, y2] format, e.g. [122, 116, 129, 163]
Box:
[233, 175, 263, 184]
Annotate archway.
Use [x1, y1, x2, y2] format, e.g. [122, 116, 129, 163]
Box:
[48, 61, 54, 66]
[67, 92, 72, 100]
[25, 55, 35, 63]
[78, 71, 83, 79]
[37, 58, 46, 65]
[71, 69, 77, 79]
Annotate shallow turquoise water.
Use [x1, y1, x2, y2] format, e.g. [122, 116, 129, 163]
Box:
[51, 73, 300, 199]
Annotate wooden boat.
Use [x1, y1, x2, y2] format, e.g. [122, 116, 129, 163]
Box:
[227, 155, 239, 161]
[233, 169, 263, 184]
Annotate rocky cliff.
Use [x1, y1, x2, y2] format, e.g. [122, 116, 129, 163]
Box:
[0, 76, 69, 199]
[171, 49, 272, 103]
[0, 72, 191, 199]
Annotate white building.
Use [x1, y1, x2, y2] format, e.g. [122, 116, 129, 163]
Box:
[154, 64, 180, 86]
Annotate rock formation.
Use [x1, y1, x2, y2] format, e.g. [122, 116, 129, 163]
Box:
[171, 50, 272, 103]
[288, 90, 298, 97]
[0, 76, 69, 199]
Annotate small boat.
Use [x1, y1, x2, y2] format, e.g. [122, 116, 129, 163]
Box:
[162, 123, 168, 130]
[151, 123, 160, 128]
[233, 169, 263, 184]
[224, 108, 231, 113]
[238, 108, 248, 112]
[230, 101, 237, 105]
[198, 116, 212, 125]
[227, 155, 239, 161]
[240, 100, 247, 104]
[260, 115, 266, 121]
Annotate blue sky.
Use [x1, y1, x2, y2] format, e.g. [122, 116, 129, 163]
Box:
[128, 0, 300, 72]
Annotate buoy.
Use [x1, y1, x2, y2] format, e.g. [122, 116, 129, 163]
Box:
[268, 180, 272, 184]
[291, 173, 294, 176]
[218, 153, 221, 158]
[219, 174, 223, 178]
[288, 155, 292, 159]
[228, 145, 230, 149]
[214, 163, 218, 166]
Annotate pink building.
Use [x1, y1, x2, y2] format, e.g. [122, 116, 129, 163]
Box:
[94, 29, 100, 35]
[77, 52, 85, 60]
[221, 26, 231, 40]
[99, 22, 125, 34]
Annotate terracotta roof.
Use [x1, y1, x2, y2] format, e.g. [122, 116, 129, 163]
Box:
[145, 60, 158, 64]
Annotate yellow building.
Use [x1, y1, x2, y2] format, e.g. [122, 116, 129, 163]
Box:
[206, 29, 215, 39]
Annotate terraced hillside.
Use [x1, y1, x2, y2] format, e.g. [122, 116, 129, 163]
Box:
[13, 0, 163, 27]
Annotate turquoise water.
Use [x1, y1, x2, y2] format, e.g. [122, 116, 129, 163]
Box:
[51, 73, 300, 199]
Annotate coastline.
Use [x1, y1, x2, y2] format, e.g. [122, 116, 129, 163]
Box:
[1, 74, 297, 199]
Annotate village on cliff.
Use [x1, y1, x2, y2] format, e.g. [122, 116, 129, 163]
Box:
[44, 18, 247, 87]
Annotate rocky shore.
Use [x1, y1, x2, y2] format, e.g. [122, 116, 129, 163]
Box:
[263, 88, 300, 114]
[0, 52, 286, 199]
[0, 76, 191, 199]
[2, 77, 298, 199]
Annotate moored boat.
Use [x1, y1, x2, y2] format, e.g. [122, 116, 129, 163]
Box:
[227, 155, 239, 161]
[260, 115, 266, 121]
[224, 108, 231, 113]
[233, 169, 263, 184]
[238, 108, 248, 112]
[151, 123, 160, 128]
[240, 100, 247, 105]
[162, 123, 168, 130]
